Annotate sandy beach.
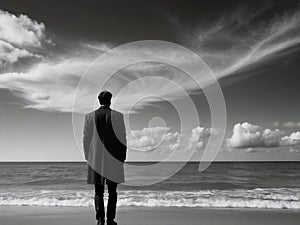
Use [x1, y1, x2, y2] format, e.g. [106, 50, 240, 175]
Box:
[0, 206, 299, 225]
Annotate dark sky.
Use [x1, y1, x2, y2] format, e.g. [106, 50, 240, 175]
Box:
[1, 0, 298, 42]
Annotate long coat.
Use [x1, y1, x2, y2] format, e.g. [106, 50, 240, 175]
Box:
[83, 105, 127, 184]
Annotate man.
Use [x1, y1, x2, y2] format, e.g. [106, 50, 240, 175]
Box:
[83, 90, 127, 225]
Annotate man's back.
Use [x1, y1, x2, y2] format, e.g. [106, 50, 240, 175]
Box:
[94, 105, 127, 162]
[83, 105, 127, 184]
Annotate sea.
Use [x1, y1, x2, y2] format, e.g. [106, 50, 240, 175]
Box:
[0, 162, 299, 209]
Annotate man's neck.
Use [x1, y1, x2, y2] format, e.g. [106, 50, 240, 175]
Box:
[100, 104, 110, 108]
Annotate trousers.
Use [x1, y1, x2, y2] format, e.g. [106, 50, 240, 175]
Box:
[94, 177, 118, 223]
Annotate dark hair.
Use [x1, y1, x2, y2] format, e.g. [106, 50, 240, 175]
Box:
[98, 90, 112, 105]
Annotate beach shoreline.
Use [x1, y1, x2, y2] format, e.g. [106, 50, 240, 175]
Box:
[1, 206, 299, 225]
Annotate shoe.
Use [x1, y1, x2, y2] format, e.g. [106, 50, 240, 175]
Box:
[97, 220, 105, 225]
[107, 221, 117, 225]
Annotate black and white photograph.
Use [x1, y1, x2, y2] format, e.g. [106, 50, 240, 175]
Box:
[0, 0, 300, 225]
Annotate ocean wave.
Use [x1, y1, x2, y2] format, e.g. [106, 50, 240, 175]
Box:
[0, 188, 299, 209]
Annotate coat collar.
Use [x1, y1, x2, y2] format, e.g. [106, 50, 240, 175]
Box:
[99, 105, 111, 110]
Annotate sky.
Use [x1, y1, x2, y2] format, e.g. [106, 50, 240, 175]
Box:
[0, 0, 300, 161]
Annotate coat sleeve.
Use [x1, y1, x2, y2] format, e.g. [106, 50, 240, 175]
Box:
[83, 114, 93, 161]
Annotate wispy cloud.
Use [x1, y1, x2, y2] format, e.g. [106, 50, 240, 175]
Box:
[0, 40, 40, 68]
[0, 5, 300, 113]
[0, 10, 112, 112]
[172, 4, 300, 78]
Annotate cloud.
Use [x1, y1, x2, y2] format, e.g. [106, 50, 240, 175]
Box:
[289, 148, 300, 153]
[0, 9, 112, 112]
[0, 57, 101, 111]
[0, 6, 300, 114]
[272, 121, 280, 127]
[227, 122, 284, 148]
[244, 147, 258, 153]
[127, 126, 222, 153]
[0, 9, 201, 113]
[0, 10, 47, 46]
[126, 124, 300, 154]
[281, 132, 300, 146]
[188, 126, 222, 151]
[128, 127, 180, 152]
[128, 124, 300, 153]
[0, 10, 47, 71]
[227, 122, 300, 148]
[0, 42, 213, 113]
[172, 4, 300, 78]
[282, 121, 300, 128]
[272, 121, 300, 129]
[188, 127, 206, 150]
[0, 40, 41, 68]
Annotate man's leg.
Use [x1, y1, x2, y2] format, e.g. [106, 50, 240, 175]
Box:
[94, 178, 105, 224]
[106, 179, 118, 224]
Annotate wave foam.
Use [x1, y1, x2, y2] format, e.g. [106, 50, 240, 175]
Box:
[0, 188, 299, 209]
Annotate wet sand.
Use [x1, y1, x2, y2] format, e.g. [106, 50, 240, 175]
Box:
[0, 206, 299, 225]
